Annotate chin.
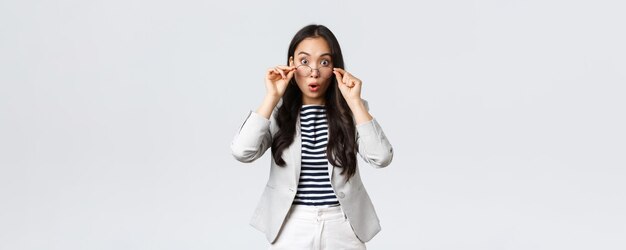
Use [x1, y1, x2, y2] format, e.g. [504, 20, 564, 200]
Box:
[304, 92, 323, 98]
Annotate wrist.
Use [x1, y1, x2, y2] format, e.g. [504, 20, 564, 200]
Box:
[346, 98, 373, 125]
[257, 94, 280, 119]
[346, 98, 364, 109]
[264, 93, 281, 103]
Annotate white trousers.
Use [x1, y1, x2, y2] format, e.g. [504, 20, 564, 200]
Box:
[269, 204, 367, 250]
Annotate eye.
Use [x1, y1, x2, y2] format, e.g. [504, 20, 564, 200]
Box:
[320, 59, 330, 67]
[300, 59, 309, 65]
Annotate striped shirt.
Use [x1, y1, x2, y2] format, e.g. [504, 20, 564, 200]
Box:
[293, 105, 340, 207]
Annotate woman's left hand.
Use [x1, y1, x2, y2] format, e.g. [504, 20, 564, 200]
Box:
[333, 68, 362, 103]
[333, 67, 373, 124]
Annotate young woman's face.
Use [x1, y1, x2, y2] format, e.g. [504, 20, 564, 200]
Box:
[290, 37, 334, 105]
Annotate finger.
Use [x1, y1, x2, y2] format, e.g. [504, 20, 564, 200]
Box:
[333, 70, 343, 85]
[333, 68, 349, 84]
[272, 68, 281, 77]
[268, 68, 279, 78]
[342, 71, 352, 84]
[333, 67, 346, 75]
[344, 77, 351, 87]
[333, 68, 345, 80]
[351, 78, 360, 88]
[275, 67, 286, 79]
[272, 68, 284, 80]
[286, 69, 295, 80]
[276, 65, 295, 71]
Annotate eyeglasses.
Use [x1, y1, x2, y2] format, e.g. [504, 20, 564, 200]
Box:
[295, 64, 333, 78]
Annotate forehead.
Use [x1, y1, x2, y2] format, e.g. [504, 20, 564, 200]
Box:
[295, 37, 331, 56]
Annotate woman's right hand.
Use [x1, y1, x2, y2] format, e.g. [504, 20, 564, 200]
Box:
[265, 65, 296, 98]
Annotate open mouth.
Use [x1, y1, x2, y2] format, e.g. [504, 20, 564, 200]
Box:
[308, 83, 319, 92]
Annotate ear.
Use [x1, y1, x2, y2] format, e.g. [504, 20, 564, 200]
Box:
[289, 56, 294, 66]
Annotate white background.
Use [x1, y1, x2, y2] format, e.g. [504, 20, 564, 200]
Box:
[1, 0, 625, 249]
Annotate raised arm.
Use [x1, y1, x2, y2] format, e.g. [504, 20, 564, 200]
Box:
[333, 68, 394, 168]
[230, 65, 295, 163]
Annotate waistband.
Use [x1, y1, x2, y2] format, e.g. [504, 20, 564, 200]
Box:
[288, 204, 347, 222]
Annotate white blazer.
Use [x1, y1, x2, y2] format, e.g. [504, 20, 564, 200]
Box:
[230, 100, 393, 243]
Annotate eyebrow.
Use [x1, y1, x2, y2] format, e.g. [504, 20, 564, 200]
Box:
[297, 51, 332, 57]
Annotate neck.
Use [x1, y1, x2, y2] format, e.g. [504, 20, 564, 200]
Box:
[302, 97, 325, 105]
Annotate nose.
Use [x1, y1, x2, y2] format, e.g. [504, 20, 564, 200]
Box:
[310, 68, 320, 78]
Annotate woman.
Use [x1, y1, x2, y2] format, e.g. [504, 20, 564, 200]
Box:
[231, 24, 393, 249]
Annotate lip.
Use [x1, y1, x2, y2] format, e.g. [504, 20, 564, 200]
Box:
[308, 83, 319, 92]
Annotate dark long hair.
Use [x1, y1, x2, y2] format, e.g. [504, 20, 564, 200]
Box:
[271, 24, 358, 181]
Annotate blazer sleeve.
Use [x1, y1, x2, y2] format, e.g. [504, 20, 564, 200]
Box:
[230, 110, 273, 163]
[356, 100, 394, 168]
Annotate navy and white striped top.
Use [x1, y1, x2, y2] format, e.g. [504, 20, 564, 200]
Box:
[292, 105, 340, 207]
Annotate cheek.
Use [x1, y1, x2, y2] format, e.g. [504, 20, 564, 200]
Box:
[294, 75, 306, 86]
[295, 73, 306, 81]
[323, 78, 334, 86]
